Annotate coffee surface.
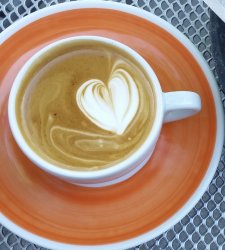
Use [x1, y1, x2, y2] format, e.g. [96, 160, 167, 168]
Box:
[16, 40, 155, 170]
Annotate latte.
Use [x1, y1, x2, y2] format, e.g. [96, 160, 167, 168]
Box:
[16, 40, 156, 170]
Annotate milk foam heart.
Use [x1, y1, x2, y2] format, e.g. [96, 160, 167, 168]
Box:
[76, 66, 139, 134]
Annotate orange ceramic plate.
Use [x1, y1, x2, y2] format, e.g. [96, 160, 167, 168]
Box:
[0, 2, 223, 250]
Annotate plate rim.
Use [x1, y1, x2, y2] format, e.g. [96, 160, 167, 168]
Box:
[0, 1, 224, 250]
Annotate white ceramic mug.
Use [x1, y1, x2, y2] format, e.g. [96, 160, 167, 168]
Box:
[8, 36, 201, 187]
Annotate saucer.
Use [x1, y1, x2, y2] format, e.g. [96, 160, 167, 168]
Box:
[0, 1, 223, 250]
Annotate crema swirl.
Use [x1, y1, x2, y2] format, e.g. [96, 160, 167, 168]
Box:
[16, 41, 156, 170]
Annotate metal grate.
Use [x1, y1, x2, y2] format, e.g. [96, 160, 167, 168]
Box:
[0, 0, 225, 249]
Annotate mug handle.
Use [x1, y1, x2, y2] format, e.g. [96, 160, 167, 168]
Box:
[163, 91, 201, 123]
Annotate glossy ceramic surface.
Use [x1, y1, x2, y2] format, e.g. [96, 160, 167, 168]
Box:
[0, 2, 223, 250]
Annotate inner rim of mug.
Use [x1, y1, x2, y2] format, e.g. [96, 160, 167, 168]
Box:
[8, 36, 164, 179]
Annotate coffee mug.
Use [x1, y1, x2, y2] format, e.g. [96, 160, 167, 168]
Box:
[8, 36, 201, 187]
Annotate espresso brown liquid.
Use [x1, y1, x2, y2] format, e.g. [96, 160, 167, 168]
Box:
[16, 40, 156, 170]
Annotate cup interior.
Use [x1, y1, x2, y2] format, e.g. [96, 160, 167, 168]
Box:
[8, 36, 164, 179]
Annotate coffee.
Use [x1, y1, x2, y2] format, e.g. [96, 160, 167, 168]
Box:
[16, 40, 156, 170]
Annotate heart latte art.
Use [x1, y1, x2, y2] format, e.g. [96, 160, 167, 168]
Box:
[16, 42, 155, 170]
[76, 66, 139, 135]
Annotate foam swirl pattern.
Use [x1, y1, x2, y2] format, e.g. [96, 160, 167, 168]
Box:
[17, 45, 155, 170]
[76, 63, 139, 135]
